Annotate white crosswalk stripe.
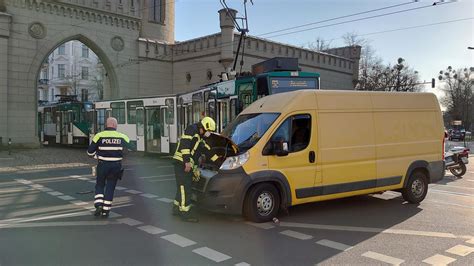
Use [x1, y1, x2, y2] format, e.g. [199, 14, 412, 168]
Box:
[192, 247, 231, 263]
[161, 234, 196, 247]
[423, 254, 456, 265]
[362, 251, 404, 265]
[316, 239, 353, 251]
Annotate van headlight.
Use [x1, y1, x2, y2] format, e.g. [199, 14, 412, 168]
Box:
[220, 151, 250, 170]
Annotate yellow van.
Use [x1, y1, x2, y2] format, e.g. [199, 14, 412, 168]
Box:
[195, 90, 445, 222]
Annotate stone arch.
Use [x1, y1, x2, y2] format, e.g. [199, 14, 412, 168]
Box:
[27, 33, 119, 101]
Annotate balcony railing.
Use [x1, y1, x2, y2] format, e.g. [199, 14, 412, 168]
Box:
[38, 79, 49, 85]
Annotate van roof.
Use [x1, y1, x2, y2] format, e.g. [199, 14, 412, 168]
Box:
[241, 90, 440, 114]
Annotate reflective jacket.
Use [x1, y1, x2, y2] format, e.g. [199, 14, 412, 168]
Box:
[173, 123, 219, 166]
[87, 128, 134, 162]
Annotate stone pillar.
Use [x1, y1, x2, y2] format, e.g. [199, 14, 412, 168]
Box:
[218, 8, 237, 71]
[0, 12, 11, 146]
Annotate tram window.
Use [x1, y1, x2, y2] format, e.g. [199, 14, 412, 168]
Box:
[192, 101, 201, 123]
[257, 76, 269, 97]
[208, 102, 216, 120]
[165, 99, 174, 124]
[111, 102, 126, 124]
[127, 101, 144, 124]
[230, 99, 237, 121]
[97, 109, 106, 132]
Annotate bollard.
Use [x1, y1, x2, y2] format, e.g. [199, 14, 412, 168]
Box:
[8, 138, 11, 155]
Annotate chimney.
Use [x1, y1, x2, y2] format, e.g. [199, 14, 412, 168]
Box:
[218, 8, 237, 71]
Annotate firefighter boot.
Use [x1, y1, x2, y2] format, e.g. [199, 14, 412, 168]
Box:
[101, 210, 110, 218]
[94, 206, 103, 217]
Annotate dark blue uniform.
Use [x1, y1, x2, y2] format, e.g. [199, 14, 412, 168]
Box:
[87, 128, 133, 216]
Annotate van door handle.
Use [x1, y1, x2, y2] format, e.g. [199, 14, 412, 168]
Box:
[309, 151, 315, 163]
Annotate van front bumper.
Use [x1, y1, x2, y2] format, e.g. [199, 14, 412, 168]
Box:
[192, 167, 250, 215]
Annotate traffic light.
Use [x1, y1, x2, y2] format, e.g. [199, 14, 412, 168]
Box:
[431, 78, 435, 88]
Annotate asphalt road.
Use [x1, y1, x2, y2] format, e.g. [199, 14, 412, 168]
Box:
[0, 156, 473, 266]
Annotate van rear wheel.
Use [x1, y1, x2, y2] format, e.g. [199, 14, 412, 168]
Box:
[402, 171, 428, 204]
[243, 183, 280, 223]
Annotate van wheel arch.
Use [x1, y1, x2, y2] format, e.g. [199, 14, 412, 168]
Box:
[404, 161, 431, 186]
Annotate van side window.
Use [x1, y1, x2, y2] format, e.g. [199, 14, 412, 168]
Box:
[264, 114, 311, 155]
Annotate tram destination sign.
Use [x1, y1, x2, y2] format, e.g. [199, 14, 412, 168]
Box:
[270, 77, 317, 90]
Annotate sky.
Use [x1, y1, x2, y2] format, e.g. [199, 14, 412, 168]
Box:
[175, 0, 474, 97]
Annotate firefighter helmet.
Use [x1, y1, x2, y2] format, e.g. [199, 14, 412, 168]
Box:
[201, 116, 216, 132]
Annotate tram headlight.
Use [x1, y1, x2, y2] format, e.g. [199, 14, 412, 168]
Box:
[219, 151, 249, 170]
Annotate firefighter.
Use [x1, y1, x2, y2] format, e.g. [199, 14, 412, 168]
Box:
[87, 117, 134, 217]
[172, 116, 219, 222]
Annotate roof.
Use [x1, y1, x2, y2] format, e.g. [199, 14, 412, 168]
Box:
[241, 90, 440, 114]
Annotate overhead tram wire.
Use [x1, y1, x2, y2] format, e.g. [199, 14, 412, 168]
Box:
[257, 1, 417, 37]
[264, 1, 454, 39]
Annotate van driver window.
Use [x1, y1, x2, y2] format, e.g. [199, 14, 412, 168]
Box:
[267, 114, 311, 154]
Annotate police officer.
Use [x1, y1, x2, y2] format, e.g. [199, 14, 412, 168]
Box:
[87, 117, 134, 217]
[172, 116, 219, 222]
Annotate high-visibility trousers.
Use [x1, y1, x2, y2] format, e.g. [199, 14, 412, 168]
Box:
[173, 162, 194, 214]
[94, 161, 121, 211]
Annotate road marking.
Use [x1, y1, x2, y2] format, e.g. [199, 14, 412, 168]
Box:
[125, 189, 142, 194]
[137, 225, 166, 235]
[422, 254, 456, 265]
[465, 179, 474, 182]
[426, 199, 474, 209]
[115, 186, 127, 190]
[117, 218, 143, 226]
[235, 263, 251, 266]
[279, 222, 461, 239]
[88, 180, 96, 184]
[58, 195, 75, 201]
[30, 184, 45, 189]
[157, 198, 174, 203]
[70, 200, 88, 206]
[0, 221, 117, 229]
[280, 230, 313, 240]
[161, 234, 196, 247]
[316, 239, 353, 251]
[192, 247, 232, 263]
[0, 211, 91, 225]
[446, 244, 474, 256]
[149, 178, 176, 183]
[108, 212, 121, 218]
[430, 189, 473, 197]
[141, 193, 158, 199]
[37, 187, 53, 192]
[362, 251, 404, 265]
[466, 238, 474, 244]
[15, 179, 32, 185]
[245, 222, 275, 230]
[78, 177, 91, 181]
[433, 184, 474, 190]
[47, 191, 64, 196]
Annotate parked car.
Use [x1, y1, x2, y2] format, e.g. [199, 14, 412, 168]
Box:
[449, 130, 465, 141]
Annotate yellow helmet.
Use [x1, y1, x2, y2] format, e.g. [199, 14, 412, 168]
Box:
[201, 116, 216, 132]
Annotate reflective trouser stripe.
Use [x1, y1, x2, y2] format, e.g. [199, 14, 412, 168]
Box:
[179, 185, 191, 212]
[103, 206, 111, 210]
[211, 154, 219, 162]
[95, 194, 104, 199]
[104, 200, 112, 205]
[94, 199, 104, 204]
[181, 149, 191, 155]
[174, 200, 180, 207]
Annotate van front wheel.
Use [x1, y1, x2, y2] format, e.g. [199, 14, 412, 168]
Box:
[402, 171, 428, 204]
[243, 183, 280, 223]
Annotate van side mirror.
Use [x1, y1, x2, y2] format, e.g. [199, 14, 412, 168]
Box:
[273, 140, 289, 157]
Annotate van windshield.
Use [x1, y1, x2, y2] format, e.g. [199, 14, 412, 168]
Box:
[222, 113, 279, 152]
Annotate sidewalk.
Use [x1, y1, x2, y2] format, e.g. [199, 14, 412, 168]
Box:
[0, 146, 162, 173]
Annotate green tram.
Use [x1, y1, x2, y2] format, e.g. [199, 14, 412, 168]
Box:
[38, 100, 94, 146]
[178, 70, 320, 136]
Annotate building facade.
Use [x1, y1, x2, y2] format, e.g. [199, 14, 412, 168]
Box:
[0, 0, 360, 147]
[37, 40, 104, 104]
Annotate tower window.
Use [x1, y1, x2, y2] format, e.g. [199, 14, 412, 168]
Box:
[149, 0, 165, 23]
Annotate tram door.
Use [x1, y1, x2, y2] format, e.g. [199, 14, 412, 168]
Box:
[160, 106, 170, 153]
[217, 100, 229, 132]
[55, 112, 61, 144]
[65, 110, 74, 145]
[145, 107, 161, 153]
[136, 107, 145, 152]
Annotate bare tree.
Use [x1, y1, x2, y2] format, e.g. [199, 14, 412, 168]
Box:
[304, 37, 332, 51]
[439, 66, 474, 130]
